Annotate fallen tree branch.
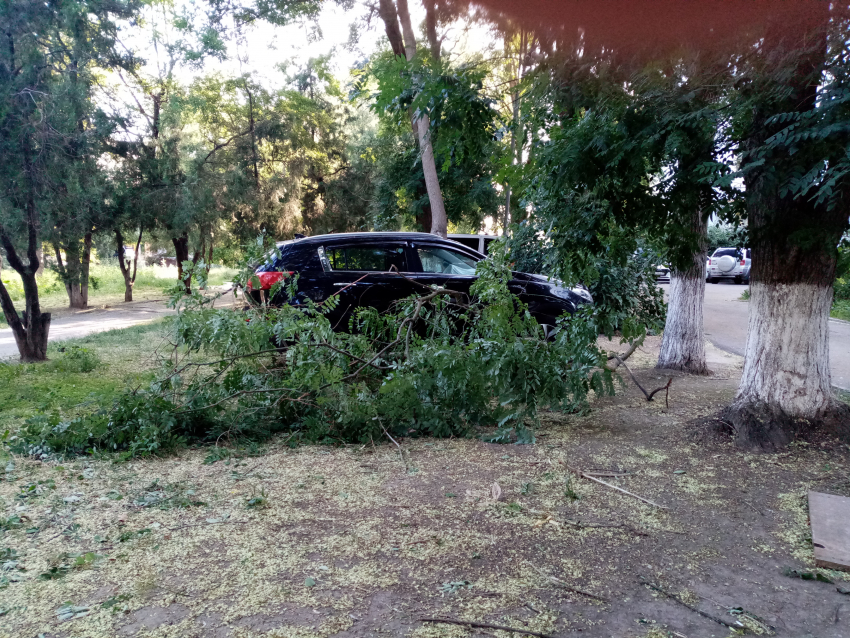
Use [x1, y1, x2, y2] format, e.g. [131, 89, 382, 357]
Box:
[419, 617, 556, 638]
[609, 355, 673, 407]
[605, 335, 645, 370]
[639, 578, 737, 629]
[563, 464, 668, 509]
[524, 561, 609, 602]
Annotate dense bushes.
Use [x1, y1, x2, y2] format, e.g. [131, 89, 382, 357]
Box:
[10, 249, 618, 458]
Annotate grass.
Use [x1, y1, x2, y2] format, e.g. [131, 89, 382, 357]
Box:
[0, 262, 238, 327]
[832, 298, 850, 322]
[0, 320, 169, 435]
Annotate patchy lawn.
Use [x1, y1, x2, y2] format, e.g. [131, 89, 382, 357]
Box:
[0, 321, 167, 434]
[1, 338, 848, 638]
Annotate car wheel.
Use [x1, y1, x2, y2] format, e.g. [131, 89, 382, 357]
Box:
[709, 277, 718, 284]
[734, 276, 742, 284]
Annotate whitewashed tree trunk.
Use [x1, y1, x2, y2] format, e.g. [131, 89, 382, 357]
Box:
[727, 282, 836, 447]
[658, 207, 709, 374]
[657, 270, 708, 374]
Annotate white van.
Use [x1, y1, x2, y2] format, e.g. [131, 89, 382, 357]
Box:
[448, 234, 499, 255]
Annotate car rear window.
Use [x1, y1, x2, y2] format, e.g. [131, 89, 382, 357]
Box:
[713, 248, 741, 259]
[326, 245, 408, 271]
[257, 246, 322, 272]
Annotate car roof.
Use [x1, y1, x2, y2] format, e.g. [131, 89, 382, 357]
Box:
[276, 231, 486, 259]
[278, 232, 464, 248]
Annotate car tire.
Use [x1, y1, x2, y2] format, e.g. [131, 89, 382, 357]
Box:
[709, 277, 718, 284]
[734, 275, 742, 284]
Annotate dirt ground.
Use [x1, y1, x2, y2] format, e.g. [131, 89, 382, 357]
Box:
[1, 338, 849, 638]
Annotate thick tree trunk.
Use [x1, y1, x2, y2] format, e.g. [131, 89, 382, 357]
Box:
[55, 234, 91, 309]
[657, 210, 709, 374]
[0, 233, 51, 362]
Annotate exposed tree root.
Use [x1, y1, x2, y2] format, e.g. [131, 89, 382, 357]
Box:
[715, 401, 850, 452]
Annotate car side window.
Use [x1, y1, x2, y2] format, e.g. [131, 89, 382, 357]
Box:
[326, 245, 408, 272]
[417, 247, 478, 275]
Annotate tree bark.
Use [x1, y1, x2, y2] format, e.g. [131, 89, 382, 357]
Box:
[0, 227, 51, 362]
[54, 233, 91, 310]
[381, 0, 449, 239]
[723, 9, 849, 449]
[116, 228, 143, 302]
[657, 209, 709, 374]
[172, 233, 191, 293]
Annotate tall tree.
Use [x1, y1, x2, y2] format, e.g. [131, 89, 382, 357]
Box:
[0, 0, 136, 360]
[723, 6, 850, 448]
[377, 0, 449, 237]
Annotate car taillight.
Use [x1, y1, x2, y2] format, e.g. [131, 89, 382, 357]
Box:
[708, 259, 712, 265]
[247, 271, 293, 291]
[740, 259, 745, 265]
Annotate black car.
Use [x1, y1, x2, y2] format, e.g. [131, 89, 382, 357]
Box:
[249, 232, 591, 334]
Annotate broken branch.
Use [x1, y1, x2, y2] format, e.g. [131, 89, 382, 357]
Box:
[639, 578, 737, 629]
[419, 617, 556, 638]
[563, 464, 668, 509]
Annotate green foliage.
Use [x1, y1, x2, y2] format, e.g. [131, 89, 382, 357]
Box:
[355, 52, 500, 231]
[707, 224, 748, 254]
[13, 240, 614, 457]
[506, 224, 666, 339]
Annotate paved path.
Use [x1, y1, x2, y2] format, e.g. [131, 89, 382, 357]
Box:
[670, 281, 850, 391]
[0, 301, 177, 360]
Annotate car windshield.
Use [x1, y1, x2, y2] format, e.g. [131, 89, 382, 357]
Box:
[417, 247, 478, 275]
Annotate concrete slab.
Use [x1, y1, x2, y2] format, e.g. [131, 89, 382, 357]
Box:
[809, 491, 850, 572]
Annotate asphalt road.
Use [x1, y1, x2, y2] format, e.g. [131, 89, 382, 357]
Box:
[686, 281, 850, 391]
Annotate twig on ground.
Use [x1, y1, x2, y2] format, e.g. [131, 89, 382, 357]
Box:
[419, 617, 556, 638]
[525, 561, 610, 602]
[564, 464, 669, 509]
[563, 518, 650, 537]
[169, 520, 249, 531]
[379, 422, 409, 471]
[639, 578, 737, 629]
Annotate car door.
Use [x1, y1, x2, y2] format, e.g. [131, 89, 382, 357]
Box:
[320, 242, 418, 328]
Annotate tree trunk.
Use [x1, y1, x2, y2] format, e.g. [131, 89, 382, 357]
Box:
[423, 0, 440, 59]
[657, 209, 709, 374]
[55, 235, 91, 309]
[80, 232, 91, 308]
[173, 233, 191, 293]
[0, 229, 51, 362]
[382, 0, 449, 239]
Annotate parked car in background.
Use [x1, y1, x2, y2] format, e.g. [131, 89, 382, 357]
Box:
[707, 247, 751, 284]
[655, 264, 671, 283]
[249, 232, 591, 336]
[448, 233, 499, 255]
